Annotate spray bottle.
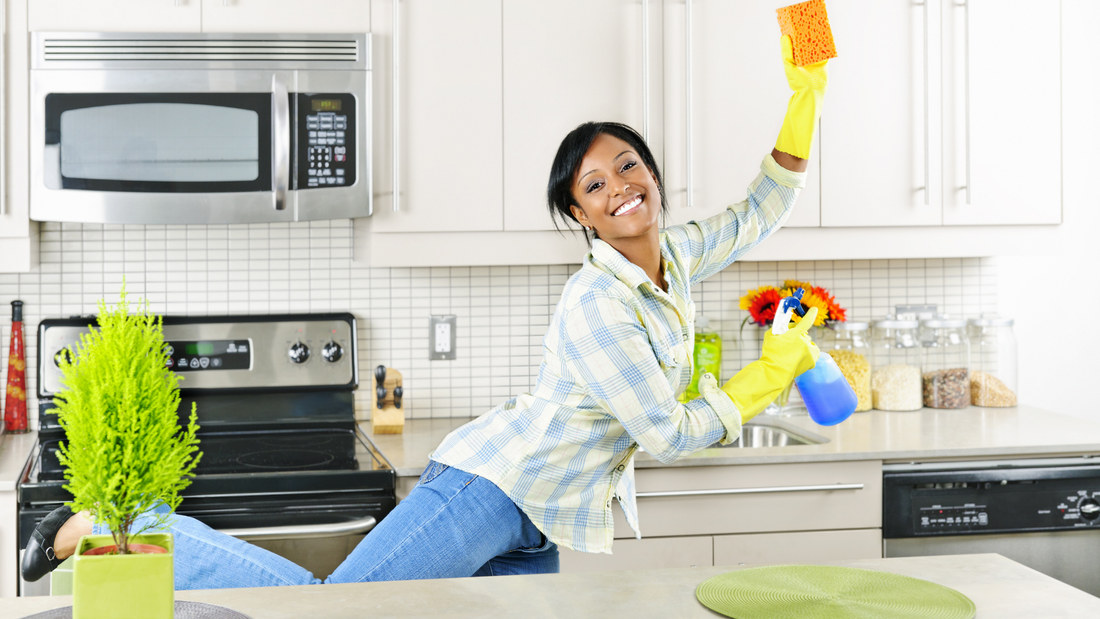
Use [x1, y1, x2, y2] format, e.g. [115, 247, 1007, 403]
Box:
[773, 289, 857, 426]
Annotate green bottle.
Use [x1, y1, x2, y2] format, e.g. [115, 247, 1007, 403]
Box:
[682, 316, 722, 402]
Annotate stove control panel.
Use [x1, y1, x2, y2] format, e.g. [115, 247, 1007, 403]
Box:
[38, 314, 357, 395]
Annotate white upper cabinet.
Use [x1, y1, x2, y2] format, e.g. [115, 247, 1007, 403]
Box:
[663, 0, 821, 229]
[29, 0, 201, 32]
[942, 0, 1060, 225]
[201, 0, 369, 33]
[368, 0, 503, 233]
[820, 0, 942, 227]
[502, 0, 650, 232]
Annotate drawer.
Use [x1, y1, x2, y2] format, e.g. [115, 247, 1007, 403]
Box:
[614, 460, 882, 538]
[714, 528, 882, 567]
[558, 535, 713, 574]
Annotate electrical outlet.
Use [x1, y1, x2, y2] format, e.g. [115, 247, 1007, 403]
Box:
[429, 315, 457, 360]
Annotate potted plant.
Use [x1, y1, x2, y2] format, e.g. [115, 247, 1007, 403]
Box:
[55, 287, 201, 619]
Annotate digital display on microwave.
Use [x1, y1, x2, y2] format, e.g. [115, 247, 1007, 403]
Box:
[311, 99, 343, 112]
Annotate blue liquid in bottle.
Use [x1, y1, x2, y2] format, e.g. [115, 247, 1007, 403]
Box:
[795, 353, 858, 426]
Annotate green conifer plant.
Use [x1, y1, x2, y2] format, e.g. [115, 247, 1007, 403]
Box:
[55, 286, 201, 555]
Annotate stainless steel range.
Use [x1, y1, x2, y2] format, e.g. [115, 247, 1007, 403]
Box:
[19, 313, 395, 595]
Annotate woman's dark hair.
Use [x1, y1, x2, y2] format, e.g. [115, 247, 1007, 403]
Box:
[547, 121, 668, 244]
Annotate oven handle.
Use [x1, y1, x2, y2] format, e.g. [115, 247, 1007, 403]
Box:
[637, 483, 864, 498]
[219, 514, 377, 541]
[271, 74, 290, 211]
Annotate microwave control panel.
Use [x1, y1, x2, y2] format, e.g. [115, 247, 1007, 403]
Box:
[297, 93, 356, 190]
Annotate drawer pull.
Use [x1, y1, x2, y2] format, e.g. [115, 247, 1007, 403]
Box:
[637, 483, 864, 498]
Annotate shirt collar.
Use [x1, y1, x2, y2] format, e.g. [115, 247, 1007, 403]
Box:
[589, 236, 675, 292]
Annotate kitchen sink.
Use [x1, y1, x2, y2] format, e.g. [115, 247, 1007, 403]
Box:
[711, 416, 828, 448]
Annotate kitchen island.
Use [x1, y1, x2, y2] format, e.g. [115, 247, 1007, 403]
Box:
[1, 554, 1096, 617]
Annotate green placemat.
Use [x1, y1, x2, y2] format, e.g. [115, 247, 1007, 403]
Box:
[696, 565, 976, 619]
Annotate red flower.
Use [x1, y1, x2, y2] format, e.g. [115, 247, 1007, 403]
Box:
[812, 285, 847, 323]
[748, 288, 783, 326]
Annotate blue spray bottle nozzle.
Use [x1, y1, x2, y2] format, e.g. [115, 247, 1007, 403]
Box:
[779, 288, 807, 319]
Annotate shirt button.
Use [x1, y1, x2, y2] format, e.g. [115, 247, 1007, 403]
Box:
[616, 465, 625, 472]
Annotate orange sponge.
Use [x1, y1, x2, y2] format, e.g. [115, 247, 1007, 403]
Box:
[776, 0, 837, 67]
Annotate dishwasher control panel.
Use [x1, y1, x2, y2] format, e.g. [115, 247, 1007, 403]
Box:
[884, 462, 1100, 538]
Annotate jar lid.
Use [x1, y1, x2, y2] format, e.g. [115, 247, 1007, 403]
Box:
[832, 321, 869, 331]
[921, 318, 968, 328]
[873, 319, 919, 329]
[969, 317, 1014, 327]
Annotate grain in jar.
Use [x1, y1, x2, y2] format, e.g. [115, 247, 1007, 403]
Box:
[820, 321, 872, 412]
[968, 316, 1018, 407]
[920, 318, 970, 409]
[870, 319, 922, 411]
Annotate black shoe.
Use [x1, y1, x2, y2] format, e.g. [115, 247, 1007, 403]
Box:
[21, 505, 75, 582]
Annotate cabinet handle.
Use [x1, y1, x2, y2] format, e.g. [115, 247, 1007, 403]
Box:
[271, 74, 290, 211]
[0, 0, 5, 216]
[642, 0, 650, 143]
[921, 0, 929, 206]
[685, 0, 693, 209]
[392, 0, 401, 212]
[636, 483, 864, 498]
[962, 0, 971, 205]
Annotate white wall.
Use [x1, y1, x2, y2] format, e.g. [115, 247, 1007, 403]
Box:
[998, 0, 1100, 421]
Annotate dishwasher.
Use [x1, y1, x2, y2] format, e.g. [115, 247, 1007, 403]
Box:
[883, 456, 1100, 597]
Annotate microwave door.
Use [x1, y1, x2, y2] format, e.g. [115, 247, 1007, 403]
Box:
[31, 70, 294, 225]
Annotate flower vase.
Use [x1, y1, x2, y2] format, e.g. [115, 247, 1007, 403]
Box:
[763, 380, 807, 417]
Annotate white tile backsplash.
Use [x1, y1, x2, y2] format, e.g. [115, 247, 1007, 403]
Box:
[0, 220, 998, 427]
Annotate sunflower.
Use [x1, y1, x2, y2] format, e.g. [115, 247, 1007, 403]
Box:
[742, 287, 783, 326]
[783, 279, 813, 292]
[790, 289, 830, 327]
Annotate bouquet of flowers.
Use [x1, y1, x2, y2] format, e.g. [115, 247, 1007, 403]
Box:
[739, 279, 847, 331]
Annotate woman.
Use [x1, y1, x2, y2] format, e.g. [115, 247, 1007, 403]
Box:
[24, 35, 829, 587]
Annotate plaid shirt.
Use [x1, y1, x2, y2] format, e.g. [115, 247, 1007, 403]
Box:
[431, 155, 805, 553]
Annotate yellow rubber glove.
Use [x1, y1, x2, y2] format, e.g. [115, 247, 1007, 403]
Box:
[774, 35, 830, 160]
[721, 306, 821, 423]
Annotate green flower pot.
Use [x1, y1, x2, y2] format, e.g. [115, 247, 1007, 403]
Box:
[73, 533, 174, 619]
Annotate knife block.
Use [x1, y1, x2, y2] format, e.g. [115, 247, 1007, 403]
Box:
[372, 368, 404, 434]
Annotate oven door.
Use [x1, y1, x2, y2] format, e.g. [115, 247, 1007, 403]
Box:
[30, 69, 369, 224]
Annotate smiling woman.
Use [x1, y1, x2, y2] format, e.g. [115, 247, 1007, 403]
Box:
[26, 35, 831, 590]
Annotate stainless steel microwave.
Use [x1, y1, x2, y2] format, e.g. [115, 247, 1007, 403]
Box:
[30, 32, 371, 225]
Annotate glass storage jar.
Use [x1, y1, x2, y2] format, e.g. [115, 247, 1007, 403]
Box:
[870, 319, 923, 411]
[820, 322, 872, 412]
[968, 316, 1018, 407]
[920, 318, 971, 409]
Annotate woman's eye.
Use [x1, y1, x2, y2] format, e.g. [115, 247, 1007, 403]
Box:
[586, 181, 603, 193]
[621, 161, 637, 173]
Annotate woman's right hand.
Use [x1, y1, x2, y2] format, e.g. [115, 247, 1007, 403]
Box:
[720, 306, 820, 423]
[775, 35, 830, 161]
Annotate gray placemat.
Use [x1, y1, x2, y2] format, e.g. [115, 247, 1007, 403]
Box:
[21, 600, 253, 619]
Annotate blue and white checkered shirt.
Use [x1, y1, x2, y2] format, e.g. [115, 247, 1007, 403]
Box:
[431, 155, 805, 553]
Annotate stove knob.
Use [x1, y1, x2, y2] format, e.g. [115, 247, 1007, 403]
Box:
[322, 341, 343, 363]
[1080, 498, 1100, 521]
[288, 342, 310, 364]
[54, 348, 74, 367]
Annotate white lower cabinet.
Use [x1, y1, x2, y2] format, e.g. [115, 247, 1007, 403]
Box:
[559, 460, 883, 574]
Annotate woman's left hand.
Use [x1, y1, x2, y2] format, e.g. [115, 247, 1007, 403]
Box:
[775, 35, 830, 161]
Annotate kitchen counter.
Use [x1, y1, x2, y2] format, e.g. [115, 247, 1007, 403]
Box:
[0, 431, 38, 492]
[3, 554, 1097, 617]
[361, 405, 1100, 478]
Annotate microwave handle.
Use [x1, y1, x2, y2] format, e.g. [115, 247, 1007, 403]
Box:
[271, 74, 290, 211]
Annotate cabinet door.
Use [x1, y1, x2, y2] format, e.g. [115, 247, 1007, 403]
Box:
[369, 0, 503, 233]
[942, 0, 1060, 225]
[201, 0, 369, 33]
[820, 0, 943, 227]
[502, 0, 650, 232]
[559, 535, 713, 574]
[714, 529, 882, 567]
[663, 0, 820, 228]
[29, 0, 201, 32]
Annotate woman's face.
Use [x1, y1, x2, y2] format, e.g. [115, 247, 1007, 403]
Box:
[569, 133, 661, 245]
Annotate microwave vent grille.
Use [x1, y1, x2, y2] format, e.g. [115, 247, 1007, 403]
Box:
[38, 37, 360, 65]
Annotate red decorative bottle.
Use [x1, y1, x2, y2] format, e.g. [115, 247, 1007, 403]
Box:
[4, 300, 28, 433]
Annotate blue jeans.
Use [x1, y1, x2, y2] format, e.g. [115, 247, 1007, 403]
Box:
[95, 462, 559, 589]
